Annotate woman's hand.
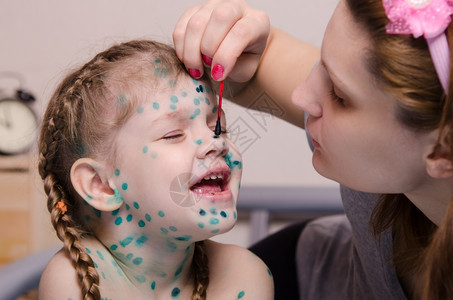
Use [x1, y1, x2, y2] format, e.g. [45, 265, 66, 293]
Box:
[173, 0, 270, 82]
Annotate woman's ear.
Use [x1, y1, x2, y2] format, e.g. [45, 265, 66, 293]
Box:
[70, 158, 123, 211]
[426, 128, 453, 179]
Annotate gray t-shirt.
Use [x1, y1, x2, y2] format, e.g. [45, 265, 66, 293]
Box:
[296, 113, 406, 299]
[296, 187, 406, 299]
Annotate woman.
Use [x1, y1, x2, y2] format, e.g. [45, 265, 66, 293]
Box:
[174, 0, 453, 299]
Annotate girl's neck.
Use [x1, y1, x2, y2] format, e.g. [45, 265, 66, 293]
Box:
[85, 225, 197, 298]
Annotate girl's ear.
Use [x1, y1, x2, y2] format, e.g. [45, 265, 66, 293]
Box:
[426, 128, 453, 179]
[70, 158, 123, 211]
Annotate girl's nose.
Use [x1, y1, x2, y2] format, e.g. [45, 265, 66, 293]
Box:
[196, 132, 229, 159]
[291, 63, 323, 119]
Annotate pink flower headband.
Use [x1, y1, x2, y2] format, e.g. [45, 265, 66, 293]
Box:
[383, 0, 453, 94]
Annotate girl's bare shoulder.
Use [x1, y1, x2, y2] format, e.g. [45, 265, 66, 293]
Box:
[205, 240, 274, 299]
[38, 248, 82, 300]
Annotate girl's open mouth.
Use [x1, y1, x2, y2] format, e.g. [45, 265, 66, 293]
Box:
[190, 168, 233, 202]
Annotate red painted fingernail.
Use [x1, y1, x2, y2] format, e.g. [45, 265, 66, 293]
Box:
[212, 64, 224, 81]
[189, 68, 201, 78]
[202, 54, 213, 66]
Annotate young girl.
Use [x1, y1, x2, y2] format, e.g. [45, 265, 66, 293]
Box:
[37, 40, 273, 300]
[174, 0, 453, 299]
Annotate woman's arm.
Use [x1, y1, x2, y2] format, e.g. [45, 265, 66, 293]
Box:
[232, 27, 319, 128]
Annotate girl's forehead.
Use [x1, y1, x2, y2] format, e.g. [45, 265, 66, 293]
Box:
[129, 76, 217, 121]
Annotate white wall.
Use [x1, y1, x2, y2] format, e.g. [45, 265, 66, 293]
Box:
[1, 0, 340, 248]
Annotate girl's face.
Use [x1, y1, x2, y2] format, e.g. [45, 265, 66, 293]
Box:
[109, 75, 242, 242]
[291, 0, 435, 194]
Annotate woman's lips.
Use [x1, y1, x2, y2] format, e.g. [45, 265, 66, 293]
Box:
[306, 125, 321, 149]
[311, 138, 321, 148]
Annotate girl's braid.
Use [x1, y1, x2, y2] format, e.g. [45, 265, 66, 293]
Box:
[191, 241, 210, 300]
[39, 64, 102, 300]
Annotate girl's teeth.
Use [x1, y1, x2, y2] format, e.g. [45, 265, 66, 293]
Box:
[203, 173, 224, 181]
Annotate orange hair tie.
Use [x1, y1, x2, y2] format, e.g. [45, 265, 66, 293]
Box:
[56, 201, 67, 215]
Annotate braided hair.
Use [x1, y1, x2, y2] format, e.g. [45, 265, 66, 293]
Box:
[38, 40, 210, 300]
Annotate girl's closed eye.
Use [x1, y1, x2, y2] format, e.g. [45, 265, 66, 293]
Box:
[162, 130, 185, 142]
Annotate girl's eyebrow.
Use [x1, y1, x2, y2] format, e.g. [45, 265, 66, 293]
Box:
[150, 109, 188, 126]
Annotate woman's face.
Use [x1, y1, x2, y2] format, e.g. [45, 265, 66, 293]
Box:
[291, 0, 435, 194]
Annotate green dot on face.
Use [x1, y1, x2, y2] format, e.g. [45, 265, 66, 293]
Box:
[151, 281, 156, 290]
[138, 220, 146, 227]
[189, 108, 201, 120]
[238, 291, 245, 298]
[161, 227, 169, 234]
[133, 257, 143, 266]
[96, 250, 104, 260]
[153, 102, 160, 110]
[117, 95, 127, 105]
[142, 146, 149, 154]
[205, 97, 210, 105]
[110, 244, 118, 251]
[210, 218, 220, 225]
[170, 104, 177, 110]
[198, 222, 204, 228]
[182, 91, 188, 97]
[145, 213, 152, 222]
[170, 95, 179, 103]
[133, 202, 140, 209]
[195, 139, 202, 145]
[115, 217, 122, 226]
[136, 234, 148, 247]
[120, 236, 133, 247]
[175, 235, 192, 241]
[158, 211, 165, 217]
[135, 275, 146, 283]
[115, 169, 120, 176]
[122, 183, 128, 190]
[137, 106, 144, 114]
[127, 214, 133, 222]
[169, 226, 178, 231]
[220, 211, 228, 218]
[211, 229, 220, 234]
[194, 98, 200, 105]
[171, 287, 181, 297]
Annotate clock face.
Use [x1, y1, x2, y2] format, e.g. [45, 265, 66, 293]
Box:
[0, 98, 39, 154]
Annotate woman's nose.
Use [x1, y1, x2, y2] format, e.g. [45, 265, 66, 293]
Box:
[291, 65, 323, 118]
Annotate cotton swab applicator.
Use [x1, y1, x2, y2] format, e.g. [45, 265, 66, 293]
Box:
[214, 80, 224, 136]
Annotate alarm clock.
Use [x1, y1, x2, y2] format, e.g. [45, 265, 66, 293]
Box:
[0, 90, 38, 155]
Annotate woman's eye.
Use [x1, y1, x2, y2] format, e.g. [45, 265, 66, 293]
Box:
[329, 88, 345, 106]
